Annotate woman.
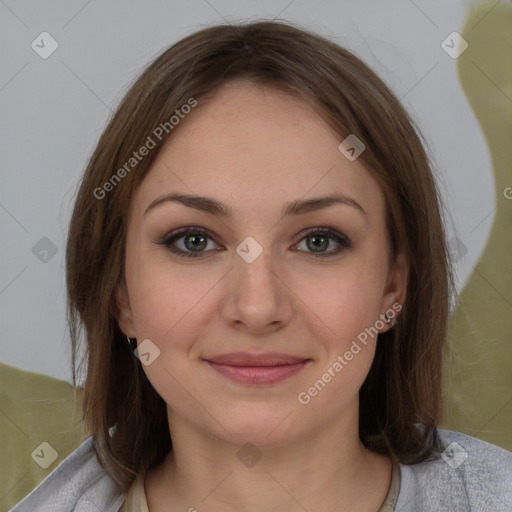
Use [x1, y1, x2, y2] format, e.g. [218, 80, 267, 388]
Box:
[10, 19, 511, 512]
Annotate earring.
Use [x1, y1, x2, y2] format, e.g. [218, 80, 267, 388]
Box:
[384, 313, 397, 328]
[127, 336, 137, 350]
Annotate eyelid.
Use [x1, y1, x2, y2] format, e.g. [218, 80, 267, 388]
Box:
[293, 226, 350, 245]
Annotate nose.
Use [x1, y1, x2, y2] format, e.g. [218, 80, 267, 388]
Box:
[221, 241, 294, 334]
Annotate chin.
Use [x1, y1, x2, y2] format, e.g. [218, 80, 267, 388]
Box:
[212, 403, 306, 447]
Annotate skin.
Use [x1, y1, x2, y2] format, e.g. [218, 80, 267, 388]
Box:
[116, 79, 408, 512]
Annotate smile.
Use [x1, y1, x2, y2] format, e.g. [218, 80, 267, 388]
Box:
[204, 353, 311, 385]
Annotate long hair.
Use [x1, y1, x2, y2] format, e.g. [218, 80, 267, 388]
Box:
[66, 19, 454, 492]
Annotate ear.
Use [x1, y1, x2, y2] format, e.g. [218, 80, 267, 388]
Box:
[114, 278, 137, 338]
[379, 250, 408, 333]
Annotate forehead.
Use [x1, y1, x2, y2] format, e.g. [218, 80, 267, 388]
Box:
[131, 80, 385, 223]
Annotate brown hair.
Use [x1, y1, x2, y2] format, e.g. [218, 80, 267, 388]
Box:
[66, 19, 455, 492]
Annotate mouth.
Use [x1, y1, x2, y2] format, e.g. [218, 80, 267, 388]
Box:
[203, 352, 311, 385]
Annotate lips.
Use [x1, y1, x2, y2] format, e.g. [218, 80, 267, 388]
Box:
[204, 352, 311, 385]
[206, 351, 310, 365]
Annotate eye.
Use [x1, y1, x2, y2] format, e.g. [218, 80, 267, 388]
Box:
[156, 226, 351, 258]
[156, 226, 221, 258]
[293, 227, 351, 257]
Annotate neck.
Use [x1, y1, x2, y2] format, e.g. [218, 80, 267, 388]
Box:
[145, 403, 393, 512]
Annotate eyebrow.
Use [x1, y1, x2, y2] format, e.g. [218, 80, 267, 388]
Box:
[144, 192, 366, 220]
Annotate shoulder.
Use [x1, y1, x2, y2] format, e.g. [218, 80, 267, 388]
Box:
[8, 435, 126, 512]
[395, 427, 512, 512]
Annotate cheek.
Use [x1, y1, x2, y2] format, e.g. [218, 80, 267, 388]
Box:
[293, 270, 383, 411]
[296, 257, 386, 345]
[291, 255, 387, 404]
[125, 252, 221, 353]
[125, 262, 213, 408]
[129, 274, 195, 340]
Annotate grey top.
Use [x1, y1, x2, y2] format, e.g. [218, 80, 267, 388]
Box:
[9, 427, 512, 511]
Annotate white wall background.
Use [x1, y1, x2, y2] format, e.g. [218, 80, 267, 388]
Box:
[0, 0, 496, 383]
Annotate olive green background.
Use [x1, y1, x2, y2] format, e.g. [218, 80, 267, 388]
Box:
[441, 2, 512, 452]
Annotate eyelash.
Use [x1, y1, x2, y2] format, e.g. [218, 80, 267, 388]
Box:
[155, 226, 351, 259]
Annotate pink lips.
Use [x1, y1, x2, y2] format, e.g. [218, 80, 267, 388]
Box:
[204, 352, 310, 385]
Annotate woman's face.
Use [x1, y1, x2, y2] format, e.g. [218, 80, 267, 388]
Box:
[116, 80, 407, 446]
